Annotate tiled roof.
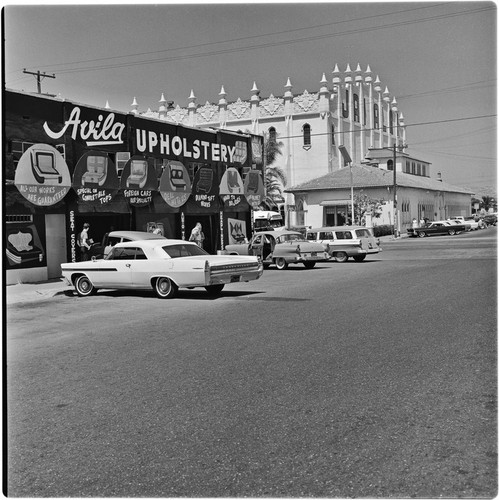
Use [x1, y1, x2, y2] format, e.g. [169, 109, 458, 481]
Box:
[286, 165, 474, 195]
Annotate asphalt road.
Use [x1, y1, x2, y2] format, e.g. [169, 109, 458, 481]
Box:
[6, 228, 497, 497]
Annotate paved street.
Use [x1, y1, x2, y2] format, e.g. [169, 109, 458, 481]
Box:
[6, 228, 497, 497]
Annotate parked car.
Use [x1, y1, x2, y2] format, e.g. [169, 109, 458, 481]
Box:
[408, 221, 466, 237]
[305, 226, 381, 263]
[445, 220, 467, 234]
[61, 239, 263, 298]
[224, 230, 329, 270]
[464, 216, 480, 230]
[449, 216, 477, 231]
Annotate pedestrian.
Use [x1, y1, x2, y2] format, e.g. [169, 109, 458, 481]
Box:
[412, 218, 418, 229]
[78, 222, 93, 261]
[189, 222, 205, 248]
[419, 217, 425, 227]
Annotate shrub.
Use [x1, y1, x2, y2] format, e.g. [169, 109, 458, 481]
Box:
[372, 225, 394, 237]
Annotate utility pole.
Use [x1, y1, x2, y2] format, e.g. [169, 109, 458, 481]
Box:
[23, 69, 55, 94]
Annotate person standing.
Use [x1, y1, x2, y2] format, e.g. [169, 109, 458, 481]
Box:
[189, 222, 205, 248]
[78, 223, 92, 261]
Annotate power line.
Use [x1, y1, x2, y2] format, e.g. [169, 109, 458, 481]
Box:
[18, 2, 450, 73]
[38, 5, 494, 76]
[276, 113, 497, 141]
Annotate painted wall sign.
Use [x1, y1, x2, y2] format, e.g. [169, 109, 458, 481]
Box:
[227, 218, 248, 245]
[120, 156, 158, 207]
[14, 144, 71, 206]
[73, 151, 120, 204]
[191, 165, 219, 210]
[220, 167, 244, 207]
[43, 106, 126, 147]
[159, 160, 191, 208]
[243, 169, 265, 209]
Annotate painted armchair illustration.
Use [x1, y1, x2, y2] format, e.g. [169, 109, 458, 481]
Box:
[30, 148, 62, 185]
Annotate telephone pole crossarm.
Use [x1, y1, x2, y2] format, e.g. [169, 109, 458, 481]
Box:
[23, 69, 56, 94]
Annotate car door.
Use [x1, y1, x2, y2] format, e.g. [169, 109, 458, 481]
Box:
[248, 234, 264, 259]
[94, 246, 134, 287]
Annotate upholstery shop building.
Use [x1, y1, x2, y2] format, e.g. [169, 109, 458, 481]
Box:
[4, 89, 264, 284]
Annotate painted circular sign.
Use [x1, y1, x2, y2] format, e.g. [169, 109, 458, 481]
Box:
[159, 160, 192, 208]
[73, 151, 120, 204]
[14, 144, 71, 206]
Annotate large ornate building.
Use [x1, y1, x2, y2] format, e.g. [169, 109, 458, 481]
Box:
[138, 63, 473, 231]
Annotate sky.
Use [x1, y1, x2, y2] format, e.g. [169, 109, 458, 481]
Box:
[3, 1, 497, 198]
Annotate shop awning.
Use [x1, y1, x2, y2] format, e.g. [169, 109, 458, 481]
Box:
[319, 199, 351, 206]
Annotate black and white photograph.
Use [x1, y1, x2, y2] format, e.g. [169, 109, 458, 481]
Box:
[3, 1, 497, 497]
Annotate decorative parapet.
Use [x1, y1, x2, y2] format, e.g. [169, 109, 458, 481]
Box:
[195, 101, 219, 123]
[227, 97, 251, 120]
[259, 94, 284, 117]
[166, 105, 188, 124]
[293, 90, 319, 113]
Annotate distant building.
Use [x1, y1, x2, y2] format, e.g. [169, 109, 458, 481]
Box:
[139, 63, 473, 231]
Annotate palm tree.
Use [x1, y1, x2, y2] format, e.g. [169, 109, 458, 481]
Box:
[261, 132, 286, 210]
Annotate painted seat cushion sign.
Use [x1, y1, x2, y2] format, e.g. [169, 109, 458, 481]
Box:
[73, 151, 119, 205]
[120, 156, 158, 207]
[220, 167, 245, 208]
[244, 169, 265, 209]
[14, 144, 71, 206]
[159, 160, 191, 208]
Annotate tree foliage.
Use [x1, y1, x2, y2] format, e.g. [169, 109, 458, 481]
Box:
[353, 193, 385, 225]
[261, 132, 286, 210]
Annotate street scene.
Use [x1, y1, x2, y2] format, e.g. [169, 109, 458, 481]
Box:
[6, 229, 497, 497]
[3, 2, 497, 498]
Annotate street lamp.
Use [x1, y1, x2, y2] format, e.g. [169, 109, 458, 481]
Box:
[338, 145, 354, 225]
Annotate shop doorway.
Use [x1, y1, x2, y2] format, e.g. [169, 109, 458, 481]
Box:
[184, 215, 219, 254]
[75, 214, 130, 248]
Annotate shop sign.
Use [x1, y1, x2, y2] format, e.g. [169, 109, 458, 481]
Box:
[217, 131, 251, 169]
[43, 106, 126, 147]
[159, 160, 191, 208]
[251, 135, 264, 166]
[243, 169, 265, 209]
[120, 156, 158, 207]
[14, 144, 71, 206]
[220, 167, 244, 207]
[227, 218, 248, 245]
[72, 151, 120, 204]
[191, 165, 218, 210]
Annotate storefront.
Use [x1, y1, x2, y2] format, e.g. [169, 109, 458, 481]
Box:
[4, 89, 264, 284]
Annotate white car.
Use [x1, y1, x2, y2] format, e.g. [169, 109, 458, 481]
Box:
[61, 239, 263, 298]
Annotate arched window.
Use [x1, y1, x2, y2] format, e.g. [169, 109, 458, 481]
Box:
[268, 127, 276, 143]
[303, 123, 311, 150]
[353, 93, 360, 122]
[373, 104, 379, 129]
[389, 110, 393, 135]
[387, 159, 394, 171]
[331, 124, 335, 146]
[342, 90, 349, 118]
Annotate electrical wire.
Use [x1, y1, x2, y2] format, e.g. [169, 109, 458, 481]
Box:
[24, 4, 494, 76]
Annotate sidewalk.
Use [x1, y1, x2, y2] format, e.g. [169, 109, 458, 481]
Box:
[5, 278, 73, 306]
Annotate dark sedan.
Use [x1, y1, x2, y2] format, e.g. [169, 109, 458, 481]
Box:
[407, 221, 467, 237]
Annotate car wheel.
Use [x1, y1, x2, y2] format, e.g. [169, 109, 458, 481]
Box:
[448, 229, 456, 235]
[418, 231, 426, 238]
[353, 255, 366, 262]
[275, 257, 288, 270]
[205, 284, 225, 295]
[335, 252, 348, 263]
[74, 275, 96, 297]
[303, 262, 316, 269]
[154, 277, 177, 299]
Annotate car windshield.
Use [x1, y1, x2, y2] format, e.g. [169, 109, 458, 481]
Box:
[162, 244, 209, 258]
[276, 233, 304, 243]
